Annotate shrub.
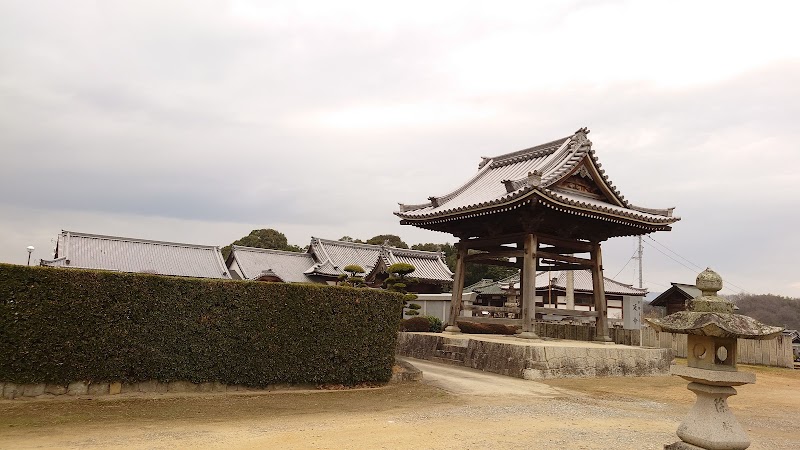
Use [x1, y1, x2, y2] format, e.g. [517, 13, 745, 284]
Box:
[0, 264, 404, 387]
[385, 263, 418, 318]
[400, 316, 431, 332]
[456, 321, 518, 335]
[338, 264, 366, 287]
[387, 263, 415, 277]
[425, 315, 443, 333]
[343, 264, 365, 275]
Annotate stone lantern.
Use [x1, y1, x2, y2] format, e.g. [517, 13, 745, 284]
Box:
[647, 269, 783, 450]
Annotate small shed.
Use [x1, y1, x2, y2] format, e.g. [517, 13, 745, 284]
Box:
[649, 283, 701, 315]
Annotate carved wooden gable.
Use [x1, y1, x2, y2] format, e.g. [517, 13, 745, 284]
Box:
[553, 161, 619, 205]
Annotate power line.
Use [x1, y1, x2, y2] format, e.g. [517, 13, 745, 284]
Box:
[641, 238, 751, 295]
[643, 279, 670, 289]
[641, 239, 698, 274]
[647, 236, 750, 294]
[645, 236, 704, 271]
[612, 248, 639, 279]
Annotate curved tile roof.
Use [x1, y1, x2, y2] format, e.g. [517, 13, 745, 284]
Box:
[308, 237, 452, 282]
[396, 128, 679, 229]
[371, 247, 454, 283]
[40, 230, 230, 279]
[229, 246, 318, 283]
[479, 270, 647, 296]
[307, 237, 383, 276]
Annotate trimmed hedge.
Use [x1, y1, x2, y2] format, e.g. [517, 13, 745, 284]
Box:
[0, 264, 404, 387]
[456, 321, 519, 335]
[399, 316, 431, 332]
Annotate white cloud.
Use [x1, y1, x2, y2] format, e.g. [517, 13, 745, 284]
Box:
[1, 0, 799, 296]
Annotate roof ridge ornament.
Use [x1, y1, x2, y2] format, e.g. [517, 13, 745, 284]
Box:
[569, 127, 592, 150]
[501, 170, 543, 193]
[527, 170, 542, 187]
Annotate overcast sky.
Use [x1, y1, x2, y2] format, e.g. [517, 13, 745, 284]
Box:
[1, 0, 798, 296]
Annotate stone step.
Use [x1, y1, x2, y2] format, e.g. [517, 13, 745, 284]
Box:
[434, 350, 465, 361]
[431, 356, 465, 366]
[440, 344, 468, 353]
[442, 340, 468, 348]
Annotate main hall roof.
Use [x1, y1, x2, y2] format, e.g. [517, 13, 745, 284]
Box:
[396, 128, 679, 231]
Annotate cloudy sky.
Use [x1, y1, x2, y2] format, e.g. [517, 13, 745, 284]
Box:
[1, 0, 798, 296]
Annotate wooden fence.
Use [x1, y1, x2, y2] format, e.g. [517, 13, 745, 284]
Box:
[640, 326, 793, 368]
[459, 317, 640, 345]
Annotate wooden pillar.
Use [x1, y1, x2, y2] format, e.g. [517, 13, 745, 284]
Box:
[518, 260, 525, 316]
[445, 242, 468, 333]
[591, 242, 612, 342]
[518, 233, 539, 339]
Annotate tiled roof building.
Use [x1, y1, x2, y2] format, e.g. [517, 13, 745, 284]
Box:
[649, 283, 703, 315]
[40, 231, 231, 279]
[306, 238, 383, 278]
[505, 271, 647, 297]
[464, 271, 647, 321]
[226, 246, 321, 283]
[226, 237, 453, 291]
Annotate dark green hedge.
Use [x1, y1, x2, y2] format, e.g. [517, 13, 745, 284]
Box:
[0, 264, 403, 386]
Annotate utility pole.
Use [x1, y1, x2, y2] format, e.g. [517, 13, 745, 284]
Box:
[636, 236, 644, 289]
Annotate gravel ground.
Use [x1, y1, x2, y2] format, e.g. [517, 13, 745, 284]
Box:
[0, 361, 797, 449]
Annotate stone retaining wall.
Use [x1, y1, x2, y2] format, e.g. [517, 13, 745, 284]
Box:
[396, 332, 672, 380]
[0, 380, 304, 400]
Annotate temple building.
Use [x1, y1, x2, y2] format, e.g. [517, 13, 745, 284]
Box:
[227, 237, 453, 292]
[464, 270, 647, 323]
[40, 230, 231, 279]
[396, 128, 679, 340]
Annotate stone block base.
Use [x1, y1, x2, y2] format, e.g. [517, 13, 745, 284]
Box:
[396, 332, 672, 379]
[675, 382, 750, 450]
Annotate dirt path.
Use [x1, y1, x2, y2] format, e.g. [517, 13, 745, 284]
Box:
[402, 358, 569, 398]
[1, 362, 798, 449]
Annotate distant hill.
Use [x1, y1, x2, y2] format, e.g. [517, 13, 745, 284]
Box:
[728, 294, 800, 331]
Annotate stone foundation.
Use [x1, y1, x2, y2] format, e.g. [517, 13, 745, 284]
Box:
[0, 380, 307, 400]
[396, 332, 672, 379]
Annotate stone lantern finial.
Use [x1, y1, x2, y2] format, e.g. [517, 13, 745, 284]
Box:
[696, 268, 722, 296]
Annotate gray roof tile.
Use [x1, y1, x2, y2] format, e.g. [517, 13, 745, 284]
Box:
[229, 246, 318, 283]
[307, 237, 453, 282]
[375, 247, 453, 283]
[40, 231, 230, 279]
[307, 238, 382, 276]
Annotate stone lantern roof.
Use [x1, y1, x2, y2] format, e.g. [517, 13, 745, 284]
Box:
[647, 268, 783, 340]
